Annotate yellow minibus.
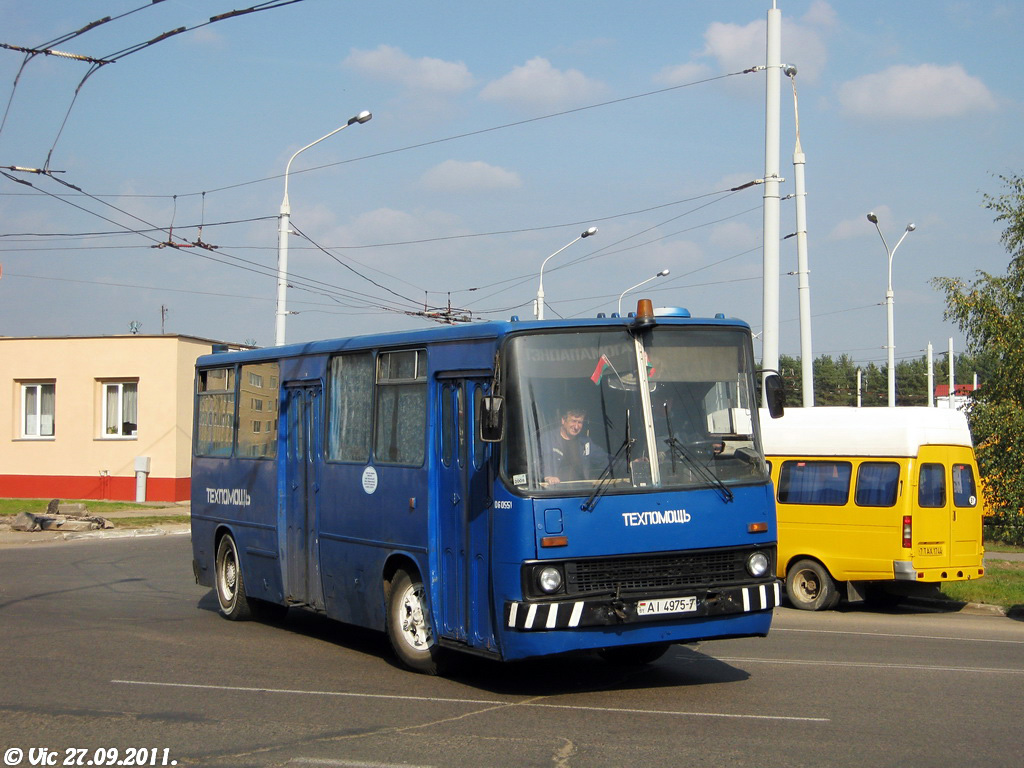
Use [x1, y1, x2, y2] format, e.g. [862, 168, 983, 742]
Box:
[760, 407, 985, 610]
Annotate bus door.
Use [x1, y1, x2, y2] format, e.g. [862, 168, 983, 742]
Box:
[914, 445, 982, 570]
[913, 445, 958, 569]
[436, 377, 494, 650]
[282, 382, 325, 610]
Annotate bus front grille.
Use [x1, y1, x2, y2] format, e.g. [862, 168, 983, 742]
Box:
[564, 548, 753, 596]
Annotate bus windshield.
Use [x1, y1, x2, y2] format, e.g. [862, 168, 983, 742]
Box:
[503, 326, 767, 495]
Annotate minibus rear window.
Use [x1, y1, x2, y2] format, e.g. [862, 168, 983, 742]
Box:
[952, 463, 978, 508]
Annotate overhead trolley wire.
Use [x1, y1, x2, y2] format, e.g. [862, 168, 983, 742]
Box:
[1, 1, 308, 170]
[1, 169, 417, 317]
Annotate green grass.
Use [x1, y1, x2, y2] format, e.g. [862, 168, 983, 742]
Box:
[985, 541, 1024, 554]
[940, 560, 1024, 612]
[0, 498, 151, 516]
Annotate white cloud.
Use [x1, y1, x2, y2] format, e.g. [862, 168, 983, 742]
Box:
[420, 160, 522, 193]
[480, 57, 606, 111]
[343, 44, 474, 94]
[839, 64, 997, 119]
[697, 1, 833, 83]
[653, 62, 713, 87]
[709, 221, 758, 251]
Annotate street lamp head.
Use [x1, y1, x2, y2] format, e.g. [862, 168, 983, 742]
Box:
[905, 222, 916, 232]
[657, 269, 670, 277]
[866, 212, 879, 224]
[348, 110, 373, 125]
[581, 227, 598, 238]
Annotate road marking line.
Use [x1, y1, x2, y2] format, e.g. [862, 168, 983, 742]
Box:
[773, 627, 1024, 645]
[112, 679, 827, 723]
[716, 657, 1024, 674]
[111, 679, 501, 705]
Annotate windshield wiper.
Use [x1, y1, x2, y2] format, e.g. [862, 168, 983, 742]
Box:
[581, 435, 632, 512]
[664, 436, 734, 503]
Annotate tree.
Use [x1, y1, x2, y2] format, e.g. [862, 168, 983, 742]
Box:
[933, 172, 1024, 544]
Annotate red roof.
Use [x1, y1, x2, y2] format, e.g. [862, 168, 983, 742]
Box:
[934, 383, 978, 397]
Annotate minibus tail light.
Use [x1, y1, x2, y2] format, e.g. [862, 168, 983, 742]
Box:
[902, 515, 912, 549]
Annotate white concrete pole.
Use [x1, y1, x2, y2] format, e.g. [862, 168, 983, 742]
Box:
[761, 2, 782, 404]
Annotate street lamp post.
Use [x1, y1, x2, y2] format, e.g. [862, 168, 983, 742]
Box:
[617, 269, 669, 316]
[866, 212, 916, 406]
[275, 110, 372, 346]
[534, 227, 597, 320]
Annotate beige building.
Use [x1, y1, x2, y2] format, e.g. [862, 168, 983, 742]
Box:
[2, 335, 242, 502]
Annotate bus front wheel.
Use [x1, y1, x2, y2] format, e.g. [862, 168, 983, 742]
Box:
[786, 559, 840, 611]
[215, 534, 253, 620]
[386, 570, 444, 675]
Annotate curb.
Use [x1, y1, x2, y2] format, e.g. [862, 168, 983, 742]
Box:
[904, 595, 1008, 617]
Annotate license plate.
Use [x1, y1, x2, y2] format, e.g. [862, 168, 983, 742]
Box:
[918, 545, 944, 556]
[636, 596, 698, 616]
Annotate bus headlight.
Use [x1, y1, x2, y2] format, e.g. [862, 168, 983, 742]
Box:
[537, 566, 563, 594]
[746, 552, 770, 578]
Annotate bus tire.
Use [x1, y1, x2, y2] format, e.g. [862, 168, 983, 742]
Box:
[386, 570, 444, 675]
[598, 642, 671, 666]
[786, 559, 840, 611]
[215, 534, 253, 621]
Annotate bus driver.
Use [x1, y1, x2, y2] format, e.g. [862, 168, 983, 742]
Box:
[540, 406, 604, 485]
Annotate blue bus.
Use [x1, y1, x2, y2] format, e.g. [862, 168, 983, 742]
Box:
[191, 300, 784, 673]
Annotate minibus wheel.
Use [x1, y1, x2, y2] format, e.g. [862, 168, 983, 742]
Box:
[215, 534, 253, 620]
[785, 559, 840, 611]
[386, 570, 445, 675]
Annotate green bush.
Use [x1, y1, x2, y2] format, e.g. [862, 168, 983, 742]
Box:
[984, 511, 1024, 547]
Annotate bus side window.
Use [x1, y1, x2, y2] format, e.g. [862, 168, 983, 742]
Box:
[952, 463, 978, 508]
[327, 353, 374, 462]
[918, 463, 946, 508]
[375, 350, 427, 466]
[196, 367, 235, 457]
[238, 362, 279, 459]
[777, 460, 851, 505]
[855, 462, 900, 507]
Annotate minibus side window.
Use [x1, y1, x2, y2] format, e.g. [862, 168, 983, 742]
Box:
[918, 463, 946, 508]
[855, 462, 900, 507]
[952, 463, 978, 508]
[777, 460, 851, 505]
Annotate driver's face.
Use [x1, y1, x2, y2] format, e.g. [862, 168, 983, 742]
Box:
[561, 414, 584, 438]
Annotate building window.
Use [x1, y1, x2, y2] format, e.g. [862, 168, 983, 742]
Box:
[22, 382, 56, 438]
[102, 381, 138, 437]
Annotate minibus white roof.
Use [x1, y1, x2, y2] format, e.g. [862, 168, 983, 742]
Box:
[759, 406, 974, 457]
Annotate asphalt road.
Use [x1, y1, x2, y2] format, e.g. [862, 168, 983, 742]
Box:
[1, 534, 1021, 768]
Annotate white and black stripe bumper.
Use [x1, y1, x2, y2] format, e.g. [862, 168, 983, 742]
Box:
[505, 581, 781, 631]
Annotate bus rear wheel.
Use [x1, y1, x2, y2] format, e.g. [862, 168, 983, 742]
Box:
[786, 559, 840, 611]
[386, 570, 444, 675]
[215, 534, 253, 620]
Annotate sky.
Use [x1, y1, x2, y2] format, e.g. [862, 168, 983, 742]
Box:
[1, 0, 1022, 369]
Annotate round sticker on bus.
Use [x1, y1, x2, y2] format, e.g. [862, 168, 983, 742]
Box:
[361, 466, 378, 495]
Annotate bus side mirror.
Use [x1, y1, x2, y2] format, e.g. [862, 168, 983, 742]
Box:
[764, 374, 785, 419]
[479, 395, 504, 442]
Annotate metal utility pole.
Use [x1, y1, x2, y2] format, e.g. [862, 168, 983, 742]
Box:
[784, 64, 813, 407]
[761, 1, 782, 404]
